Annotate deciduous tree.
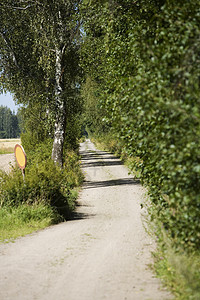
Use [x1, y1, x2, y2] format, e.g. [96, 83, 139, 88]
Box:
[0, 0, 81, 166]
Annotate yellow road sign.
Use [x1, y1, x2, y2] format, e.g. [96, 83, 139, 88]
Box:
[14, 144, 27, 170]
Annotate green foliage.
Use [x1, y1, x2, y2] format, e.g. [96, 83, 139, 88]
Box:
[154, 243, 200, 299]
[91, 132, 122, 156]
[0, 203, 59, 242]
[0, 140, 84, 219]
[81, 76, 108, 135]
[0, 1, 82, 165]
[81, 0, 200, 250]
[0, 105, 20, 138]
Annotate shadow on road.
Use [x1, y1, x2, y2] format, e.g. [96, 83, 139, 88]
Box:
[83, 178, 140, 189]
[69, 211, 96, 221]
[81, 160, 123, 168]
[80, 151, 119, 161]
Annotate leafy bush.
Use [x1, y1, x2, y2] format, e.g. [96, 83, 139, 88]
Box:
[0, 139, 83, 219]
[91, 132, 122, 155]
[81, 0, 200, 250]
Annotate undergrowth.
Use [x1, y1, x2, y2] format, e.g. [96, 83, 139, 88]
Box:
[0, 138, 84, 242]
[0, 203, 60, 242]
[153, 226, 200, 300]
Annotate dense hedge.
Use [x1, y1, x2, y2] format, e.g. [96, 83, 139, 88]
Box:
[81, 0, 200, 249]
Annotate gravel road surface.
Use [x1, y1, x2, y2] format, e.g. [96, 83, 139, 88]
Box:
[0, 140, 172, 300]
[0, 153, 15, 173]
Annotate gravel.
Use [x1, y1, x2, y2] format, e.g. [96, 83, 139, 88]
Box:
[0, 153, 15, 173]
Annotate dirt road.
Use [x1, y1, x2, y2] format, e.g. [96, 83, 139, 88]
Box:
[0, 138, 19, 172]
[0, 140, 172, 300]
[0, 153, 15, 173]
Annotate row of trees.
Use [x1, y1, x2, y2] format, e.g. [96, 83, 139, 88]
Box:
[0, 0, 82, 165]
[0, 1, 84, 222]
[0, 0, 199, 249]
[0, 106, 20, 138]
[80, 0, 200, 250]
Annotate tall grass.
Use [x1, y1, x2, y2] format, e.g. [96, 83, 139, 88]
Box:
[0, 204, 60, 242]
[154, 243, 200, 299]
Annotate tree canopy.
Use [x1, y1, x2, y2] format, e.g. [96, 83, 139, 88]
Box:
[80, 0, 200, 249]
[0, 0, 82, 165]
[0, 105, 20, 138]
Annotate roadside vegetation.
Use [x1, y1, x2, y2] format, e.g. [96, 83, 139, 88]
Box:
[0, 1, 83, 241]
[0, 106, 21, 139]
[0, 139, 20, 154]
[0, 138, 83, 242]
[0, 204, 57, 242]
[0, 0, 199, 298]
[90, 133, 200, 300]
[80, 1, 200, 297]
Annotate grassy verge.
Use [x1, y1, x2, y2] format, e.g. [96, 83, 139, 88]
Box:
[91, 134, 200, 300]
[0, 140, 84, 243]
[0, 148, 14, 154]
[0, 187, 81, 243]
[0, 138, 20, 154]
[154, 240, 200, 299]
[0, 204, 60, 242]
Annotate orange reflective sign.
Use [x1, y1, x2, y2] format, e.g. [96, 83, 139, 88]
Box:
[14, 144, 27, 170]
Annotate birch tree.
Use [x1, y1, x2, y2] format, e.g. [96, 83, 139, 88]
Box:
[0, 0, 81, 166]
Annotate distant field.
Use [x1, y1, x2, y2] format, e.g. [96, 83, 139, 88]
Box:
[0, 139, 21, 154]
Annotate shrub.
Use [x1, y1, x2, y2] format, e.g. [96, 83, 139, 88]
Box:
[0, 140, 84, 219]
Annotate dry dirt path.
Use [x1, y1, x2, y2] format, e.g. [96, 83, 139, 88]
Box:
[0, 139, 172, 300]
[0, 153, 15, 173]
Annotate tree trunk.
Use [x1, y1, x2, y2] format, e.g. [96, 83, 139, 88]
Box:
[51, 46, 66, 167]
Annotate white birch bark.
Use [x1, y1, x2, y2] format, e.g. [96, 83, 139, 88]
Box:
[51, 8, 67, 167]
[51, 46, 66, 167]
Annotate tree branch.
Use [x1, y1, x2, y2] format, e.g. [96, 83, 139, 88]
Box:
[6, 5, 31, 10]
[0, 1, 43, 11]
[0, 32, 19, 69]
[70, 20, 82, 42]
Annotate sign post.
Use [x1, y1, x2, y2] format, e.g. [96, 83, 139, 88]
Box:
[14, 144, 27, 180]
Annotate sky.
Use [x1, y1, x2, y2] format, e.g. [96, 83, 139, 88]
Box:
[0, 92, 19, 113]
